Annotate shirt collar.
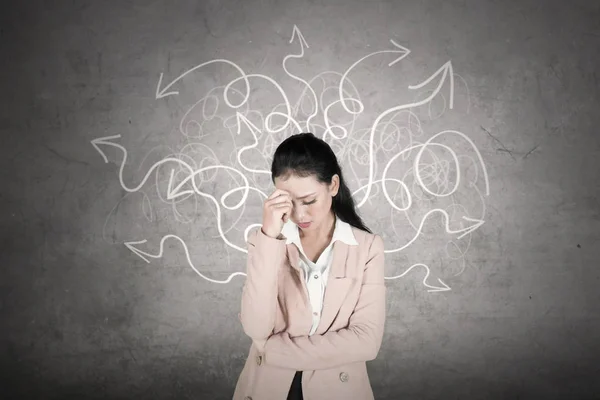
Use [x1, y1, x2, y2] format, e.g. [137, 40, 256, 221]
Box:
[280, 214, 359, 247]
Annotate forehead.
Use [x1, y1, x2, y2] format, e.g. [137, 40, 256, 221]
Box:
[274, 174, 324, 197]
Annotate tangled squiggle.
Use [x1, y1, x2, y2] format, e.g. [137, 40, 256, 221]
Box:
[91, 25, 489, 292]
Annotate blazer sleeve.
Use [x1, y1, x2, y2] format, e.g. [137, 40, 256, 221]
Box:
[263, 234, 386, 371]
[240, 228, 287, 349]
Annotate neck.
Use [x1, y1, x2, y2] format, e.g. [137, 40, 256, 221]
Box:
[300, 211, 336, 242]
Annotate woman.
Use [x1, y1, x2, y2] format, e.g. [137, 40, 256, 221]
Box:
[233, 132, 386, 400]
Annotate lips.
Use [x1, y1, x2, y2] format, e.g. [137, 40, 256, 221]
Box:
[298, 222, 311, 228]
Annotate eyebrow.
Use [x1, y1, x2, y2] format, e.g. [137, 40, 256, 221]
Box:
[296, 192, 316, 200]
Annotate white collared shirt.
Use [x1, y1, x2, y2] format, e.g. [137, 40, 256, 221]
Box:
[280, 215, 358, 335]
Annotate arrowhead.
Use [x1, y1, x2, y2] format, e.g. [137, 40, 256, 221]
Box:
[236, 112, 261, 135]
[155, 72, 179, 99]
[166, 169, 194, 200]
[457, 216, 485, 239]
[428, 278, 451, 292]
[407, 61, 454, 109]
[90, 134, 122, 163]
[124, 240, 151, 263]
[289, 24, 309, 49]
[388, 39, 411, 66]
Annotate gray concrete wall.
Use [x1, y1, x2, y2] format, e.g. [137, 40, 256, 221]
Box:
[1, 0, 599, 398]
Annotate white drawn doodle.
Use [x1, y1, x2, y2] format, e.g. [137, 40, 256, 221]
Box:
[155, 59, 250, 101]
[91, 24, 491, 292]
[284, 25, 318, 132]
[124, 235, 248, 284]
[355, 61, 457, 208]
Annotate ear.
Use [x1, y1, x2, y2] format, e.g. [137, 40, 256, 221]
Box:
[330, 174, 340, 196]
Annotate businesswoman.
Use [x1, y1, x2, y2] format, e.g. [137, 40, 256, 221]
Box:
[233, 132, 386, 400]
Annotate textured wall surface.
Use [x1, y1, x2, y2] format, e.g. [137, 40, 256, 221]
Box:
[1, 0, 599, 398]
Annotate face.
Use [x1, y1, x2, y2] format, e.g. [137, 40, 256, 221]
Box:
[273, 173, 339, 232]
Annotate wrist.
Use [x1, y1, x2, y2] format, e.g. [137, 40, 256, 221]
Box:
[261, 227, 277, 238]
[261, 227, 284, 240]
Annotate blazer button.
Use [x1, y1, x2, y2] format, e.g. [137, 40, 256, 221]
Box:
[256, 355, 263, 366]
[339, 372, 349, 382]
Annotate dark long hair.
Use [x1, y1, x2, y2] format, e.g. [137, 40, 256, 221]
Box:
[271, 132, 372, 234]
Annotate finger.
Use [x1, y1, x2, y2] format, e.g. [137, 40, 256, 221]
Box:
[267, 195, 291, 206]
[272, 195, 291, 203]
[283, 207, 291, 221]
[267, 189, 290, 200]
[277, 198, 293, 206]
[275, 205, 292, 220]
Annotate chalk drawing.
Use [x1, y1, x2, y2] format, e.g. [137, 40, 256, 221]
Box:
[91, 24, 490, 293]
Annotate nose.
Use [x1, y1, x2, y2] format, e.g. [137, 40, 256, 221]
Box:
[292, 205, 304, 221]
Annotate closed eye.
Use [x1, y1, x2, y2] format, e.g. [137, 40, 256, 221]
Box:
[303, 199, 316, 205]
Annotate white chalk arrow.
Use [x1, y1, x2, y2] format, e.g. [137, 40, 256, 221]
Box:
[339, 39, 411, 114]
[235, 113, 271, 175]
[283, 24, 318, 131]
[90, 134, 194, 194]
[289, 24, 309, 51]
[407, 60, 455, 109]
[356, 60, 455, 208]
[124, 235, 246, 284]
[90, 134, 124, 164]
[155, 59, 250, 100]
[166, 168, 195, 200]
[386, 209, 484, 254]
[385, 263, 452, 292]
[427, 278, 451, 292]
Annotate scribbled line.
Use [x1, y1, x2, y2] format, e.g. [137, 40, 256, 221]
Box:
[125, 235, 247, 284]
[385, 264, 450, 293]
[283, 25, 318, 132]
[91, 24, 490, 292]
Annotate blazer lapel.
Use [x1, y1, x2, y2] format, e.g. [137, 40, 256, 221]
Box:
[286, 243, 301, 273]
[316, 241, 352, 334]
[286, 244, 311, 307]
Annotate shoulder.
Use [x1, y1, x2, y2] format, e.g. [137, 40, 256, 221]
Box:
[350, 226, 384, 255]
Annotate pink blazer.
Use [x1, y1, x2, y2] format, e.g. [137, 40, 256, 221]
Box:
[233, 225, 386, 400]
